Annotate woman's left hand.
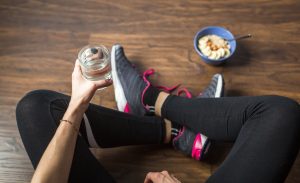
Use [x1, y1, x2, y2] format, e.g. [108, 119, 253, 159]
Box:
[70, 59, 112, 110]
[144, 171, 181, 183]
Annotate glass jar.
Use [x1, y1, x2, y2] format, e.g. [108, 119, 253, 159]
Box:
[78, 45, 111, 81]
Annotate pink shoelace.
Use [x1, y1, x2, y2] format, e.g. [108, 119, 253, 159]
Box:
[142, 68, 193, 101]
[125, 68, 194, 113]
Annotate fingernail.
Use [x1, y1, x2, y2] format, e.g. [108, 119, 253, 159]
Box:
[105, 78, 112, 83]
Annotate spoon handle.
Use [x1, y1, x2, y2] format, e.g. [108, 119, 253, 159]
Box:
[229, 34, 252, 41]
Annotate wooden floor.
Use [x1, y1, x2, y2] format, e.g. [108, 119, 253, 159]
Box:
[0, 0, 300, 182]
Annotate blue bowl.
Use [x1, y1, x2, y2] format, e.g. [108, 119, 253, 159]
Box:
[194, 26, 236, 65]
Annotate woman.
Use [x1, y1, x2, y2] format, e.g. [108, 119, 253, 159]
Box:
[16, 45, 300, 183]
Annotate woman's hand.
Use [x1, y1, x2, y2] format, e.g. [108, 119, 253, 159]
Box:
[69, 59, 112, 110]
[144, 171, 181, 183]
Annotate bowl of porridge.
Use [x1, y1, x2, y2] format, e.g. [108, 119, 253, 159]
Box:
[194, 26, 236, 65]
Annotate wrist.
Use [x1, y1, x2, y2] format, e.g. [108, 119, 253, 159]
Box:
[63, 103, 86, 129]
[69, 99, 88, 113]
[65, 99, 88, 119]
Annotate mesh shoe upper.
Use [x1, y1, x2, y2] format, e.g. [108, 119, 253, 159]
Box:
[199, 74, 224, 98]
[113, 45, 148, 116]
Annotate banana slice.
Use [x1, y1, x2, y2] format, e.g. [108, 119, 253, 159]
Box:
[218, 48, 225, 57]
[224, 49, 231, 58]
[199, 37, 208, 45]
[199, 43, 207, 50]
[209, 51, 217, 59]
[215, 51, 221, 60]
[202, 46, 211, 56]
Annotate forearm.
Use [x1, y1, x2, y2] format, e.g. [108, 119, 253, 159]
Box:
[30, 57, 110, 183]
[31, 101, 86, 183]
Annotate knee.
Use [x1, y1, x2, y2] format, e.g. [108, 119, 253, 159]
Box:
[264, 96, 299, 116]
[16, 90, 54, 120]
[17, 90, 52, 109]
[262, 95, 300, 132]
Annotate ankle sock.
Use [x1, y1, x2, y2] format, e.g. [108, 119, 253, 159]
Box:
[143, 86, 160, 108]
[171, 122, 182, 140]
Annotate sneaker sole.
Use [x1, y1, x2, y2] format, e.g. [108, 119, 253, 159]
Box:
[111, 45, 127, 111]
[215, 74, 224, 98]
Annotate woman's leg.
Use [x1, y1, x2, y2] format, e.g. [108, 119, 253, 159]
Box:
[48, 92, 166, 148]
[158, 94, 300, 182]
[16, 90, 166, 183]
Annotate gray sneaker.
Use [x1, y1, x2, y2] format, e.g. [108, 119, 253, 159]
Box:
[111, 44, 225, 160]
[199, 74, 225, 98]
[173, 74, 225, 161]
[111, 44, 157, 116]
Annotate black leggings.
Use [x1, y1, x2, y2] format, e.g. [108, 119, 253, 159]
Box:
[16, 90, 300, 183]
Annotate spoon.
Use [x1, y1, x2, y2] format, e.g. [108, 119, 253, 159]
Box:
[228, 34, 252, 42]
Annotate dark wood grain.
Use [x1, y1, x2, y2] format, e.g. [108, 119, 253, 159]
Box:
[0, 0, 299, 182]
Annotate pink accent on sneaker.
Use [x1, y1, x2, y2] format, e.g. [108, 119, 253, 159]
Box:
[141, 69, 155, 110]
[177, 88, 193, 98]
[124, 103, 131, 113]
[191, 134, 203, 160]
[141, 69, 180, 111]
